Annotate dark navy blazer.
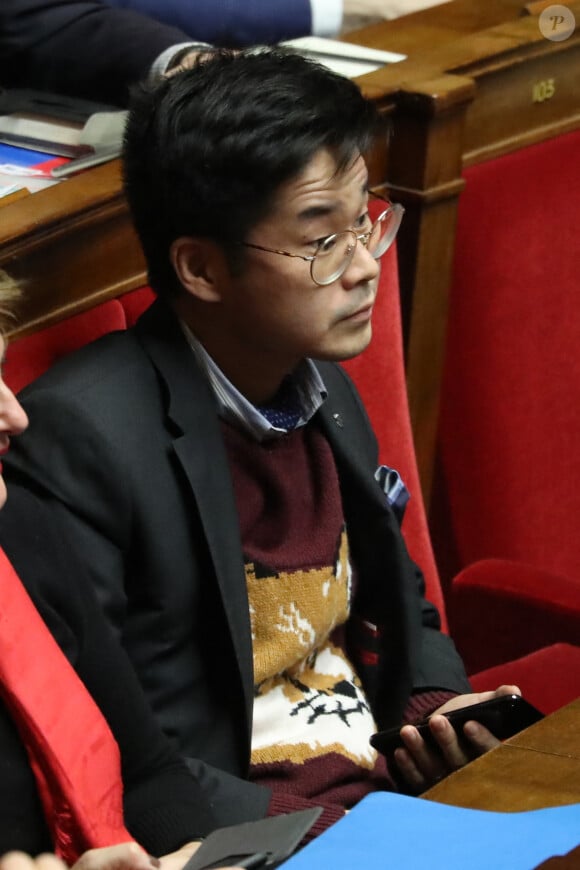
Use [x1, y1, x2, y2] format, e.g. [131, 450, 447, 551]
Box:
[0, 0, 190, 104]
[106, 0, 312, 46]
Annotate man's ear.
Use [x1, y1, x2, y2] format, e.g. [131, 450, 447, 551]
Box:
[170, 236, 226, 302]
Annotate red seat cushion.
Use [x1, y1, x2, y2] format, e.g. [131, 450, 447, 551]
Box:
[469, 644, 580, 716]
[5, 299, 127, 393]
[118, 286, 155, 327]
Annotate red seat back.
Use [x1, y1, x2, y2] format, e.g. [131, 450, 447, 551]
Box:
[118, 286, 155, 327]
[435, 128, 580, 588]
[343, 245, 447, 627]
[5, 299, 127, 394]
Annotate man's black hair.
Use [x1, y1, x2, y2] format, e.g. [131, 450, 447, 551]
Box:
[123, 48, 383, 298]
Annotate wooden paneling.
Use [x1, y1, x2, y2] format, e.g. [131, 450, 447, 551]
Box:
[0, 161, 146, 339]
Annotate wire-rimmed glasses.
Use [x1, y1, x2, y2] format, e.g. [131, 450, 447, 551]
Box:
[241, 198, 404, 286]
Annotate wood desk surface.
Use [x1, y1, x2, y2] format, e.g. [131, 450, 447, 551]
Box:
[347, 0, 538, 56]
[0, 159, 146, 338]
[424, 698, 580, 812]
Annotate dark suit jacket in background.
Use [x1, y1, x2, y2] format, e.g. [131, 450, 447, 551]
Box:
[0, 0, 190, 104]
[106, 0, 312, 47]
[6, 300, 471, 826]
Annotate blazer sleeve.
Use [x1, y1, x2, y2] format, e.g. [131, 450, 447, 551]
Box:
[105, 0, 312, 46]
[5, 347, 273, 827]
[0, 0, 191, 105]
[0, 485, 217, 853]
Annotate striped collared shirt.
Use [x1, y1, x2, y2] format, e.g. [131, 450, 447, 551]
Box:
[180, 321, 327, 441]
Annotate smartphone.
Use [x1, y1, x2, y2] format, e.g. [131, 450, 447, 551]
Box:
[370, 694, 544, 756]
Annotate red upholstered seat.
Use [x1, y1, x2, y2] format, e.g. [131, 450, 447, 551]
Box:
[342, 245, 445, 627]
[341, 220, 580, 713]
[449, 559, 580, 673]
[5, 289, 156, 396]
[469, 644, 580, 717]
[5, 299, 127, 393]
[118, 285, 155, 327]
[433, 128, 580, 669]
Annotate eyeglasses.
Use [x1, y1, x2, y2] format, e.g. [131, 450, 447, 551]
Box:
[240, 197, 404, 286]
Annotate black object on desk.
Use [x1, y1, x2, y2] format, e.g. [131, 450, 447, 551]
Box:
[183, 807, 322, 870]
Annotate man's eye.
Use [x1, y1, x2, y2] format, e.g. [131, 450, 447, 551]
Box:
[316, 235, 340, 254]
[354, 211, 371, 230]
[305, 235, 334, 253]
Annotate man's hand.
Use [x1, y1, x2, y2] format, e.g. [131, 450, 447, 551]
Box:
[0, 844, 241, 870]
[165, 49, 216, 77]
[392, 684, 521, 793]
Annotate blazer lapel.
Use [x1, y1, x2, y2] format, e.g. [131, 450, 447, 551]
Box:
[135, 302, 255, 739]
[316, 362, 420, 721]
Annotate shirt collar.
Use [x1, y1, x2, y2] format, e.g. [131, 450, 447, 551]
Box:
[180, 321, 327, 441]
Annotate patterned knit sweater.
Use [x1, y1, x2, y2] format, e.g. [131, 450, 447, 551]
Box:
[221, 420, 454, 836]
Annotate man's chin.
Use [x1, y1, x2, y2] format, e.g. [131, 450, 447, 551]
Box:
[317, 324, 373, 362]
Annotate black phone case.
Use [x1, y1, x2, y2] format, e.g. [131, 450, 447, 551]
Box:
[182, 807, 323, 870]
[370, 694, 544, 756]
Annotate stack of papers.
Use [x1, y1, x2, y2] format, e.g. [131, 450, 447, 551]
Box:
[0, 142, 68, 193]
[281, 793, 580, 870]
[281, 37, 406, 78]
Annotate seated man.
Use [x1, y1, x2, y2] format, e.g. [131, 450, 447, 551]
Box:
[7, 48, 515, 834]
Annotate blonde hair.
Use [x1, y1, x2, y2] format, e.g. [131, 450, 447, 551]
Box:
[0, 269, 20, 336]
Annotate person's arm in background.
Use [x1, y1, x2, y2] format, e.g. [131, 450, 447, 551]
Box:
[104, 0, 314, 47]
[0, 0, 202, 105]
[103, 0, 449, 46]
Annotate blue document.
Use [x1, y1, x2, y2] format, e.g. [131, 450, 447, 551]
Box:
[281, 793, 580, 869]
[0, 142, 69, 176]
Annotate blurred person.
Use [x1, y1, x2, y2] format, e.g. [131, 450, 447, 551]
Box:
[0, 276, 239, 869]
[0, 0, 205, 105]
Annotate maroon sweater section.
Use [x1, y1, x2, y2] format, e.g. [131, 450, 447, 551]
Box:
[221, 420, 455, 837]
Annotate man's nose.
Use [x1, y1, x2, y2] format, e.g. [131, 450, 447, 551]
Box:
[341, 239, 380, 289]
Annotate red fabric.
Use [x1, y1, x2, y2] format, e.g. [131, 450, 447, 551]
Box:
[342, 246, 446, 627]
[0, 548, 134, 863]
[5, 300, 127, 393]
[337, 208, 580, 710]
[119, 286, 155, 327]
[450, 559, 580, 673]
[469, 644, 580, 716]
[435, 129, 580, 615]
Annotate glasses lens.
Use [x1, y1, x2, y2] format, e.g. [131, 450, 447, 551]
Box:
[311, 231, 356, 286]
[369, 204, 404, 259]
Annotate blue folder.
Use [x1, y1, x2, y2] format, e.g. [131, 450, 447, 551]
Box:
[281, 793, 580, 869]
